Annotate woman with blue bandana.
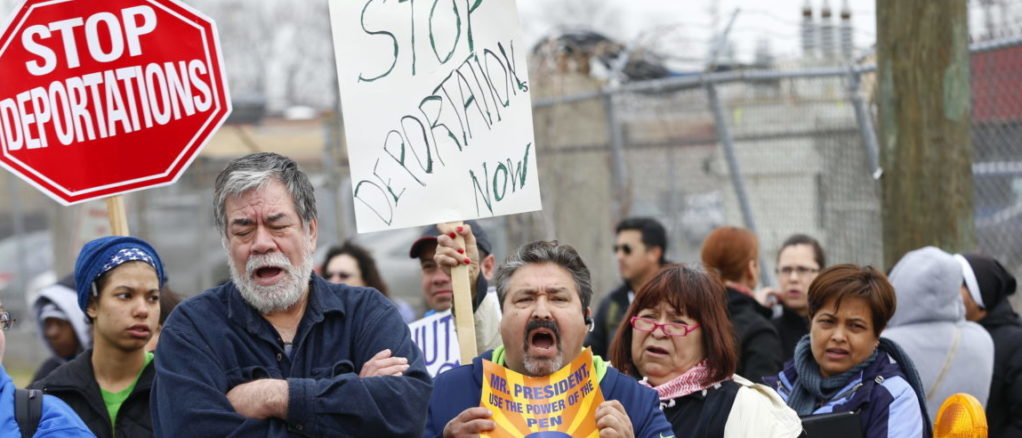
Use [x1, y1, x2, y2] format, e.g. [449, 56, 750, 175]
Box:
[31, 236, 165, 438]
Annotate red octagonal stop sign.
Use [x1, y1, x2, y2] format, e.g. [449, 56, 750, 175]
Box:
[0, 0, 230, 205]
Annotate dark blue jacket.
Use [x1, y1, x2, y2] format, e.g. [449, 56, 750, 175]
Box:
[151, 275, 432, 437]
[764, 349, 931, 438]
[424, 349, 674, 438]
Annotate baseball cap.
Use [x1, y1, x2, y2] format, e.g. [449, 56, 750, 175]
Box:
[408, 220, 492, 258]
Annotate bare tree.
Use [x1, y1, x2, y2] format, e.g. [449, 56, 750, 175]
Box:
[190, 0, 335, 112]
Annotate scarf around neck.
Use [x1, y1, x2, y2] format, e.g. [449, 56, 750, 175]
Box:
[787, 334, 878, 416]
[639, 359, 728, 400]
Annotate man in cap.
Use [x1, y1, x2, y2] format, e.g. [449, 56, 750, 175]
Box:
[424, 233, 675, 438]
[955, 252, 1022, 437]
[410, 220, 502, 352]
[32, 235, 165, 437]
[151, 153, 431, 437]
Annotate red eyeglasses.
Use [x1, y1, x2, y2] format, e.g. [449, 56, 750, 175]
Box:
[630, 316, 700, 336]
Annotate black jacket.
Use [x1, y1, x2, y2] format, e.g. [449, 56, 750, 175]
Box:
[771, 306, 809, 364]
[726, 287, 782, 384]
[586, 282, 632, 358]
[29, 349, 154, 438]
[979, 299, 1022, 438]
[662, 379, 740, 437]
[30, 356, 68, 386]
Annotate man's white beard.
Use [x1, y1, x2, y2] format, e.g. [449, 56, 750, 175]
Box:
[230, 250, 313, 314]
[523, 352, 564, 376]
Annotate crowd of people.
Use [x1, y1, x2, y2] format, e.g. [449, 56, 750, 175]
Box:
[0, 151, 1018, 437]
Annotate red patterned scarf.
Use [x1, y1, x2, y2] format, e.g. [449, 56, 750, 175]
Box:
[638, 360, 730, 400]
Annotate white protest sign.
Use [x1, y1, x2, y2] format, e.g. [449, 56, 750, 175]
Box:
[408, 310, 461, 377]
[328, 0, 541, 232]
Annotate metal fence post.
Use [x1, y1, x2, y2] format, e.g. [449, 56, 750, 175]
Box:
[604, 90, 629, 221]
[707, 82, 757, 231]
[706, 82, 771, 283]
[6, 172, 25, 304]
[847, 69, 883, 179]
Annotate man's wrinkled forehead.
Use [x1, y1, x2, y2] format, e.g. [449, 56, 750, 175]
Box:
[230, 212, 290, 228]
[502, 285, 582, 313]
[509, 284, 573, 298]
[226, 185, 302, 221]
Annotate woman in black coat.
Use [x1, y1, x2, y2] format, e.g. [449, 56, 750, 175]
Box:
[957, 253, 1022, 437]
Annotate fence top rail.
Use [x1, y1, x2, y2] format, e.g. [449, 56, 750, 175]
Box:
[971, 35, 1022, 53]
[532, 65, 876, 108]
[532, 34, 1022, 109]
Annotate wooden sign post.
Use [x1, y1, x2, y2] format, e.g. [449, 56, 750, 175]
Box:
[106, 196, 131, 236]
[449, 221, 478, 364]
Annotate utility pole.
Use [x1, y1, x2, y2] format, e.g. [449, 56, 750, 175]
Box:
[876, 0, 974, 268]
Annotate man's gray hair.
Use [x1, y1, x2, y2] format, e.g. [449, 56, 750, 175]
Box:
[494, 240, 593, 311]
[213, 153, 317, 237]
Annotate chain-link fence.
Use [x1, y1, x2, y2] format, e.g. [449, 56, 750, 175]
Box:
[525, 36, 1022, 308]
[972, 37, 1022, 289]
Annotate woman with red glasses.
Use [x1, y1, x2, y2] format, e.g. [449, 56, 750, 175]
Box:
[608, 264, 801, 437]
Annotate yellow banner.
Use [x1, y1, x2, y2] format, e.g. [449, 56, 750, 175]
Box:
[480, 348, 605, 438]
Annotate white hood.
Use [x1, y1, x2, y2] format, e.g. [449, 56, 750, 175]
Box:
[888, 246, 965, 327]
[31, 281, 92, 357]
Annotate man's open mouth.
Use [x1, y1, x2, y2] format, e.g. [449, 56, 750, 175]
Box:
[255, 266, 283, 278]
[252, 265, 286, 285]
[527, 328, 558, 355]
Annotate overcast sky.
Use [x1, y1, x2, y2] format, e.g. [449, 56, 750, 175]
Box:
[516, 0, 877, 67]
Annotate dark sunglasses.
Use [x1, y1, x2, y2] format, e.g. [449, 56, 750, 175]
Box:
[325, 271, 353, 281]
[0, 311, 14, 331]
[613, 244, 633, 255]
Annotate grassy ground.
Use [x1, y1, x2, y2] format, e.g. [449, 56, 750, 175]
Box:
[6, 365, 34, 388]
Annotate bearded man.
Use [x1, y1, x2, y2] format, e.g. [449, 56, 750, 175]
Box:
[151, 153, 431, 437]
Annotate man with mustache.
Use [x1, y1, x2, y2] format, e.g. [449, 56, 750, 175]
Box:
[424, 231, 674, 438]
[151, 153, 432, 437]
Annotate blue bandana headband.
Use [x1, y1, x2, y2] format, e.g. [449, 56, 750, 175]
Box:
[74, 236, 166, 311]
[101, 248, 157, 274]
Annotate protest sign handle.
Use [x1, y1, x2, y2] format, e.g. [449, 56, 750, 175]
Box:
[106, 196, 130, 236]
[448, 221, 478, 363]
